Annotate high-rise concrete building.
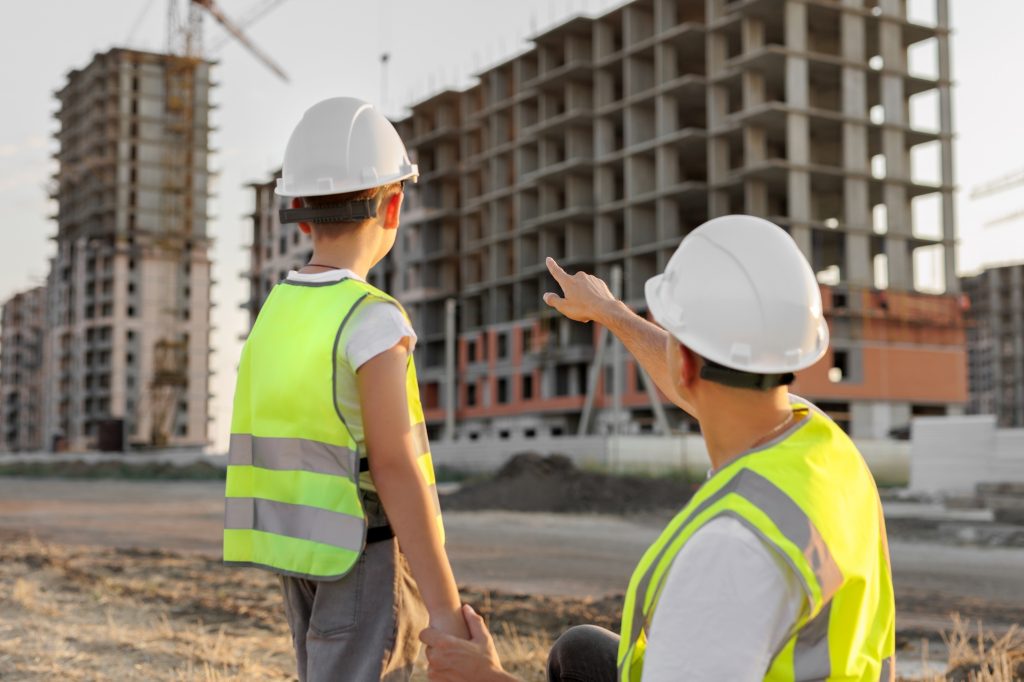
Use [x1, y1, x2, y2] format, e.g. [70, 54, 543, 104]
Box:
[962, 263, 1024, 427]
[46, 48, 213, 450]
[1, 287, 47, 452]
[247, 0, 966, 442]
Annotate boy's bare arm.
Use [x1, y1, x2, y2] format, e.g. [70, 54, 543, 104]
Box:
[358, 344, 470, 640]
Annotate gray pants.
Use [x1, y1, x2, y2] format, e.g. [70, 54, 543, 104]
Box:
[547, 625, 620, 682]
[279, 498, 427, 681]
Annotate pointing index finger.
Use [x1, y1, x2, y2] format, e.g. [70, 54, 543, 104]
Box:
[546, 256, 570, 285]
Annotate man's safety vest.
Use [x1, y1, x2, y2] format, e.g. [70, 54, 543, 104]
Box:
[223, 277, 443, 580]
[618, 402, 896, 682]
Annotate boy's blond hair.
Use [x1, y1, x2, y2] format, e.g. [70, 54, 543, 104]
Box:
[301, 182, 403, 238]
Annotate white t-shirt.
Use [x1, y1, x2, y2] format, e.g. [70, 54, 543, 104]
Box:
[641, 516, 806, 681]
[284, 268, 416, 469]
[642, 402, 817, 681]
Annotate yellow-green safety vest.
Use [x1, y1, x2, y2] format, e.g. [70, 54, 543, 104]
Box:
[223, 276, 443, 580]
[618, 402, 896, 682]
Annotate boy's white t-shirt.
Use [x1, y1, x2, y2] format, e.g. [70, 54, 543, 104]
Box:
[284, 268, 416, 452]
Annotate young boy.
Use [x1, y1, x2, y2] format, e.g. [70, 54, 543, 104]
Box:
[224, 97, 468, 681]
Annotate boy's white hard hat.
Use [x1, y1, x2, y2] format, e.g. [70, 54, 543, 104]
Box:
[276, 97, 418, 197]
[644, 215, 829, 374]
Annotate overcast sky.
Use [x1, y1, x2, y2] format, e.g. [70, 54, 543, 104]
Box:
[2, 0, 1022, 453]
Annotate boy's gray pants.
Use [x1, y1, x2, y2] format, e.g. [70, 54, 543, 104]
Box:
[279, 497, 427, 681]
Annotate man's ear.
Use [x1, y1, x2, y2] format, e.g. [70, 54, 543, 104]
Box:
[293, 197, 312, 235]
[383, 191, 403, 230]
[679, 344, 700, 388]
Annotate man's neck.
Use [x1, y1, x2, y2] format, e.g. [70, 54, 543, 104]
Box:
[698, 387, 794, 472]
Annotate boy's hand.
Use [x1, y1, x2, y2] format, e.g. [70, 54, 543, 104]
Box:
[420, 605, 516, 682]
[542, 257, 620, 325]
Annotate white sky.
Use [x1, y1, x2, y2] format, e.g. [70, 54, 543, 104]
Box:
[1, 0, 1022, 453]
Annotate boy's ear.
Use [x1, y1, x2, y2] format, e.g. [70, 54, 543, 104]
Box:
[382, 191, 403, 230]
[293, 197, 312, 235]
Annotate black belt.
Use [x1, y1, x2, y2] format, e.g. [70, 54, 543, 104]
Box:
[359, 457, 392, 543]
[367, 524, 394, 543]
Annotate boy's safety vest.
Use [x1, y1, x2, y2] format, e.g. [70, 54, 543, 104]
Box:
[618, 403, 896, 682]
[223, 277, 443, 580]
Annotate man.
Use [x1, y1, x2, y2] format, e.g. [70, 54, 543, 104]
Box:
[420, 215, 896, 681]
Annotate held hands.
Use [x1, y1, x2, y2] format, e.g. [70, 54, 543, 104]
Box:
[430, 605, 472, 641]
[420, 604, 511, 682]
[542, 257, 619, 324]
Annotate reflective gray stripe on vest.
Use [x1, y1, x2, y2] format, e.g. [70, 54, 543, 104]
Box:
[793, 599, 832, 679]
[229, 433, 356, 478]
[735, 470, 844, 603]
[225, 497, 364, 550]
[878, 655, 894, 682]
[625, 468, 843, 647]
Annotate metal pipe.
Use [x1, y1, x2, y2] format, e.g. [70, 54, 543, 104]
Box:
[444, 297, 456, 441]
[611, 265, 623, 436]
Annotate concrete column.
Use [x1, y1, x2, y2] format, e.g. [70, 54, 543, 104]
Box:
[936, 0, 958, 293]
[706, 24, 730, 217]
[742, 17, 765, 54]
[878, 2, 912, 290]
[841, 7, 872, 287]
[742, 70, 765, 110]
[745, 180, 769, 216]
[785, 1, 812, 259]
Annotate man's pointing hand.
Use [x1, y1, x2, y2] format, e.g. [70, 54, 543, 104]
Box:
[542, 257, 619, 325]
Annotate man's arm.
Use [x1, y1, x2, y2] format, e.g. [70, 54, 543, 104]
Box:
[420, 605, 519, 682]
[358, 344, 469, 640]
[542, 257, 696, 417]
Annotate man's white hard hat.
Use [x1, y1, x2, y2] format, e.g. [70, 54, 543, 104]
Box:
[276, 97, 418, 198]
[644, 215, 829, 375]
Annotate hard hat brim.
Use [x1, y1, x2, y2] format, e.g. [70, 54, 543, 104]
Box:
[274, 167, 419, 198]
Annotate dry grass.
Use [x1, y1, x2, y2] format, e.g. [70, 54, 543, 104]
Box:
[1, 532, 1022, 681]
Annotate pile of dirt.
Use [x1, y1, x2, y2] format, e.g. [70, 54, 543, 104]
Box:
[0, 459, 225, 480]
[442, 453, 696, 514]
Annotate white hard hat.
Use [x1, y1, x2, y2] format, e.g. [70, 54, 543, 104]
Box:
[276, 97, 418, 198]
[644, 215, 829, 377]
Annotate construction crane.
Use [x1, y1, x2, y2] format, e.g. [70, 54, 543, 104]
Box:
[970, 167, 1024, 230]
[167, 0, 290, 81]
[145, 0, 290, 447]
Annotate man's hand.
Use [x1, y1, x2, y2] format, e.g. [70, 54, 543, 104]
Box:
[420, 604, 519, 682]
[541, 256, 697, 416]
[542, 257, 620, 324]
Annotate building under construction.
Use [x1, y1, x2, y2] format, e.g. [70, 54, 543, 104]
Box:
[962, 263, 1024, 427]
[246, 0, 966, 442]
[1, 287, 48, 452]
[45, 48, 212, 450]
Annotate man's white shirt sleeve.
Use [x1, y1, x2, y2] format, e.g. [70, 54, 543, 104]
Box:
[344, 301, 417, 370]
[641, 516, 806, 682]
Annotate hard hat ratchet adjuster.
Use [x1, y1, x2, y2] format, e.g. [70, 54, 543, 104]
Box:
[279, 199, 378, 224]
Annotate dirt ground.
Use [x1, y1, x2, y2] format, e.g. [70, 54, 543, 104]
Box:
[0, 529, 615, 681]
[1, 475, 1023, 680]
[2, 530, 1022, 681]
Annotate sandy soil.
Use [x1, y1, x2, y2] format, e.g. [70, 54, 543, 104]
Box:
[1, 478, 1023, 680]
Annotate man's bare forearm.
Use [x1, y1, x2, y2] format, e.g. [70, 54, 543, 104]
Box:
[598, 300, 696, 416]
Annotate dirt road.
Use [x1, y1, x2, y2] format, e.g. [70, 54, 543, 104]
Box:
[1, 478, 1022, 628]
